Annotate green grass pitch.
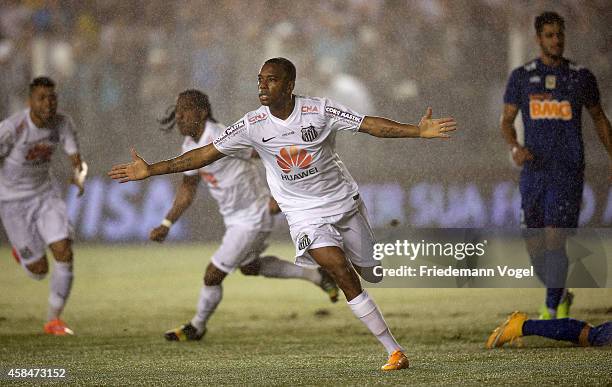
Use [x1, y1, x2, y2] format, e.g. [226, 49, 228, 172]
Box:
[0, 244, 610, 385]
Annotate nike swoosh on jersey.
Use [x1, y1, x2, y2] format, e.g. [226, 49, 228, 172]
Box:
[262, 136, 276, 142]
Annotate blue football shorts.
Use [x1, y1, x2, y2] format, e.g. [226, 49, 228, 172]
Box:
[519, 169, 583, 235]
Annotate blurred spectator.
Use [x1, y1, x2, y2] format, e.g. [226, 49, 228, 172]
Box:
[314, 57, 374, 115]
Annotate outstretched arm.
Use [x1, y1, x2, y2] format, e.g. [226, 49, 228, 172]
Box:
[501, 103, 533, 166]
[150, 174, 199, 242]
[359, 107, 456, 138]
[108, 143, 225, 183]
[587, 103, 612, 156]
[587, 103, 612, 179]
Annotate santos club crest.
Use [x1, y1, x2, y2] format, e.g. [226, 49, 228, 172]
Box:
[301, 125, 318, 142]
[298, 234, 311, 250]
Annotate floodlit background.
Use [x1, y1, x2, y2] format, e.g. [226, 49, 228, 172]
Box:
[0, 0, 611, 242]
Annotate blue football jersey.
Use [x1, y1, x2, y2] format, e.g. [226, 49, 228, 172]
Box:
[504, 58, 600, 171]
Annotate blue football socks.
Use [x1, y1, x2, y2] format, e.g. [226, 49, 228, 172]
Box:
[523, 319, 612, 346]
[529, 253, 547, 284]
[544, 249, 568, 310]
[523, 318, 585, 344]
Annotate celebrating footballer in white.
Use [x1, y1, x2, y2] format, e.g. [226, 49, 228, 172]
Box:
[0, 77, 87, 336]
[214, 95, 378, 271]
[109, 58, 457, 370]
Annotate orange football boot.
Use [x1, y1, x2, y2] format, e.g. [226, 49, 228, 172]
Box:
[486, 311, 528, 348]
[381, 350, 409, 371]
[44, 319, 74, 336]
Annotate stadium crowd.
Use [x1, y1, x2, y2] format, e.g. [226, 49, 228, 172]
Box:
[0, 0, 610, 180]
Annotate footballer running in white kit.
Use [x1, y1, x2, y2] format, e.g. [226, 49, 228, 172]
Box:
[0, 77, 87, 335]
[182, 118, 273, 272]
[109, 59, 456, 370]
[149, 90, 338, 342]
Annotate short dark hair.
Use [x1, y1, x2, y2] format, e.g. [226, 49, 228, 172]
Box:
[264, 57, 296, 82]
[535, 12, 565, 35]
[158, 89, 216, 132]
[29, 76, 55, 95]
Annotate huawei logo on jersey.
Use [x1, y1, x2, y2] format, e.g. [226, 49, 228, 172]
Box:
[529, 98, 572, 121]
[276, 146, 312, 173]
[276, 146, 319, 181]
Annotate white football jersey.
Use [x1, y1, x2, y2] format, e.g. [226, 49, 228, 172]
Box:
[182, 119, 270, 228]
[213, 95, 363, 225]
[0, 109, 79, 201]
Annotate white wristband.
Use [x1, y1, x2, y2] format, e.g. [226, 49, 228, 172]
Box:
[161, 219, 173, 228]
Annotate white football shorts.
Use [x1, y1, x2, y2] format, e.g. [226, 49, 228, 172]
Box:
[210, 205, 273, 273]
[289, 199, 377, 268]
[0, 188, 73, 266]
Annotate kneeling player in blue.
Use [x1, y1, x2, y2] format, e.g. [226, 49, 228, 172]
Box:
[149, 90, 338, 342]
[486, 311, 612, 348]
[500, 12, 612, 319]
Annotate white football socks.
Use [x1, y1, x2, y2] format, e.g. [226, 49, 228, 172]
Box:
[348, 290, 403, 355]
[47, 261, 73, 321]
[258, 256, 320, 284]
[191, 285, 222, 334]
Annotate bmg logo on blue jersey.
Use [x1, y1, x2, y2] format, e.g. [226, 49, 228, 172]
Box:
[529, 95, 572, 121]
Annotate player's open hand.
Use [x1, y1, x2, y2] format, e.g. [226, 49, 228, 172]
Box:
[511, 145, 534, 167]
[70, 162, 86, 197]
[69, 160, 87, 197]
[108, 148, 150, 183]
[149, 225, 169, 242]
[418, 107, 457, 138]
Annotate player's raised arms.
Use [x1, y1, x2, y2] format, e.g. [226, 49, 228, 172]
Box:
[108, 143, 225, 183]
[359, 107, 456, 139]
